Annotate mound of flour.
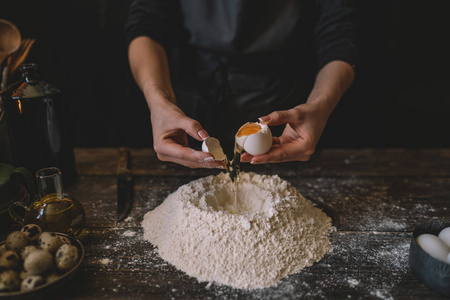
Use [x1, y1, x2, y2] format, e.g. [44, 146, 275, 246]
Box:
[142, 172, 334, 289]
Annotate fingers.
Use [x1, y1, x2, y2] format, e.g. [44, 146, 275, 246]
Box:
[178, 117, 209, 141]
[156, 140, 224, 169]
[248, 139, 315, 164]
[259, 109, 300, 127]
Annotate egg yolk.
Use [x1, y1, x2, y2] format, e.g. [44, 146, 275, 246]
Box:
[236, 123, 261, 137]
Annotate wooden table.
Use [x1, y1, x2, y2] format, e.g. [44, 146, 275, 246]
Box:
[2, 148, 450, 299]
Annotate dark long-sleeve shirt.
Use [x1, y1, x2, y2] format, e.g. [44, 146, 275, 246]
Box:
[126, 0, 360, 73]
[125, 0, 360, 146]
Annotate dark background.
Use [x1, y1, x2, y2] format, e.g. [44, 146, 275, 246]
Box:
[2, 0, 450, 149]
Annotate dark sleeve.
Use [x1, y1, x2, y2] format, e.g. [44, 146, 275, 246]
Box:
[314, 0, 361, 71]
[125, 0, 179, 50]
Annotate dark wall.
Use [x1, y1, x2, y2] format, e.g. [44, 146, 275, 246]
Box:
[2, 0, 450, 148]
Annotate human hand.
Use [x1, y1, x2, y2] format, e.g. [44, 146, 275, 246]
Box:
[240, 102, 330, 164]
[149, 96, 223, 169]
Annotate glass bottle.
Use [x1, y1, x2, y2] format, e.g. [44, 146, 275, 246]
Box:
[0, 63, 77, 185]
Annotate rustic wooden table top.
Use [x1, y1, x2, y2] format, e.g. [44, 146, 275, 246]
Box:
[1, 148, 450, 299]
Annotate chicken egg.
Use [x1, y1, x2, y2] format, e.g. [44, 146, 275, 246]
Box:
[416, 233, 450, 263]
[438, 227, 450, 248]
[202, 137, 227, 161]
[235, 122, 272, 156]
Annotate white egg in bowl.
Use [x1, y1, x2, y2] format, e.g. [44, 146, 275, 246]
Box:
[235, 122, 272, 156]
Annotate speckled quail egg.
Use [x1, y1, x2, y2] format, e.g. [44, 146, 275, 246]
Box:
[45, 272, 60, 284]
[20, 224, 42, 242]
[20, 275, 45, 291]
[416, 233, 450, 263]
[23, 250, 53, 275]
[0, 251, 20, 269]
[38, 232, 64, 254]
[202, 137, 227, 161]
[55, 244, 79, 272]
[438, 227, 450, 248]
[58, 235, 72, 246]
[0, 270, 20, 291]
[20, 245, 40, 261]
[5, 231, 29, 253]
[235, 122, 272, 156]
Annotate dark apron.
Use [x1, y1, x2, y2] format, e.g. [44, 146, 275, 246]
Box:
[170, 0, 316, 152]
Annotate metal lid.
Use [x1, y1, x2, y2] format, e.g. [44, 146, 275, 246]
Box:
[10, 63, 59, 100]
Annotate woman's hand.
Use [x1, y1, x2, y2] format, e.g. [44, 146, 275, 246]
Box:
[241, 101, 330, 163]
[149, 92, 223, 169]
[241, 61, 355, 164]
[129, 36, 223, 169]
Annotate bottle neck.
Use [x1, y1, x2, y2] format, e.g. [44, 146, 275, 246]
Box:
[20, 64, 39, 83]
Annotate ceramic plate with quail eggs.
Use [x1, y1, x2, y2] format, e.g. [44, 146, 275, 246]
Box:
[0, 224, 84, 297]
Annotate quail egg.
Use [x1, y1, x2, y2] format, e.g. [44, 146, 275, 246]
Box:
[38, 232, 65, 254]
[55, 244, 79, 272]
[0, 270, 20, 291]
[20, 275, 45, 291]
[45, 272, 61, 284]
[202, 137, 227, 161]
[20, 224, 42, 242]
[235, 122, 272, 156]
[5, 231, 29, 253]
[20, 245, 40, 261]
[23, 250, 53, 275]
[0, 251, 20, 269]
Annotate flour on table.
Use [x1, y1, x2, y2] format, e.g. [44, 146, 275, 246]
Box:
[142, 172, 334, 290]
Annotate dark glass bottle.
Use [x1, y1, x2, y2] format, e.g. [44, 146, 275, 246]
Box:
[0, 63, 77, 185]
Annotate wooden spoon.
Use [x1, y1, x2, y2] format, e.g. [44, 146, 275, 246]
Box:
[0, 19, 21, 65]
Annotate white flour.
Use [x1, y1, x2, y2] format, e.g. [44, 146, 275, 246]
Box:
[142, 172, 334, 290]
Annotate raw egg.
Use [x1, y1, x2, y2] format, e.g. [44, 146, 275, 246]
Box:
[416, 233, 450, 263]
[202, 137, 227, 161]
[235, 122, 272, 156]
[438, 227, 450, 248]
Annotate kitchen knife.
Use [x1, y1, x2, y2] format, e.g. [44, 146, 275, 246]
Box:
[117, 147, 133, 222]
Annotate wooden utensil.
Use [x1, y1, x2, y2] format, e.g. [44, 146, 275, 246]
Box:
[0, 19, 21, 65]
[1, 38, 35, 90]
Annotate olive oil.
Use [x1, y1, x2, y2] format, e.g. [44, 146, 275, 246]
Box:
[24, 194, 86, 234]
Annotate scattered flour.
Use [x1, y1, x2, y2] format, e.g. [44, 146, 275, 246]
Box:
[100, 258, 111, 265]
[347, 279, 360, 288]
[142, 172, 334, 289]
[123, 230, 136, 237]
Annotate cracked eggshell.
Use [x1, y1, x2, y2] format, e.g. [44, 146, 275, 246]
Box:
[235, 122, 272, 156]
[202, 137, 227, 161]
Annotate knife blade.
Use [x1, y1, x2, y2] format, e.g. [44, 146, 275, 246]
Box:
[117, 147, 133, 222]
